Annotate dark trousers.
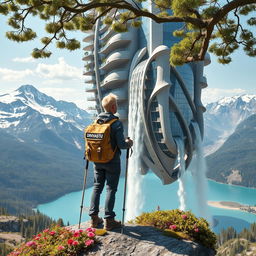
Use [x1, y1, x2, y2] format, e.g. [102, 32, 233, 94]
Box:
[89, 162, 121, 219]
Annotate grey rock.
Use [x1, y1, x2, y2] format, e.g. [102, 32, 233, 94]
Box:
[0, 216, 28, 232]
[73, 222, 216, 256]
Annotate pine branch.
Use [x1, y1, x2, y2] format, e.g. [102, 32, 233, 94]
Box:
[199, 0, 256, 60]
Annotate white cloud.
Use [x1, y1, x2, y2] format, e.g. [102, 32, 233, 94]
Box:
[202, 88, 247, 104]
[41, 79, 63, 85]
[12, 56, 36, 63]
[40, 87, 77, 97]
[36, 57, 83, 80]
[0, 57, 83, 84]
[0, 68, 34, 82]
[40, 87, 86, 109]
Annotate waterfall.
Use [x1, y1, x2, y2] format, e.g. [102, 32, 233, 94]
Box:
[125, 78, 145, 221]
[175, 138, 187, 211]
[191, 122, 212, 223]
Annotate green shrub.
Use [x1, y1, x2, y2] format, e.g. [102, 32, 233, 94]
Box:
[8, 225, 97, 256]
[134, 209, 217, 250]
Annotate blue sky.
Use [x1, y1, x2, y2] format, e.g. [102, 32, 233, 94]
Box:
[0, 15, 86, 108]
[0, 15, 255, 110]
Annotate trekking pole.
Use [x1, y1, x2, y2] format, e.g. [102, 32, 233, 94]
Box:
[78, 159, 89, 229]
[121, 138, 131, 234]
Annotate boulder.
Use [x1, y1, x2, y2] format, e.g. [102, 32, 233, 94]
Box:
[0, 216, 28, 232]
[72, 222, 216, 256]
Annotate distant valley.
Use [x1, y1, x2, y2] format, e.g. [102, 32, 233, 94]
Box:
[0, 85, 256, 213]
[204, 95, 256, 188]
[0, 85, 93, 213]
[204, 94, 256, 155]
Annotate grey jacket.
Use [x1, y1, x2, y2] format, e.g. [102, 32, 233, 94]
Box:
[95, 112, 130, 164]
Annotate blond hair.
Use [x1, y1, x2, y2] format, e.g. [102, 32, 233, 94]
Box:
[102, 93, 118, 112]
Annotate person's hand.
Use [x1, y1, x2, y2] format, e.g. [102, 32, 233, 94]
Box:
[125, 138, 133, 148]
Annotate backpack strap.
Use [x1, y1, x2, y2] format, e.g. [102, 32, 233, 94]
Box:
[107, 118, 118, 153]
[94, 118, 118, 125]
[107, 118, 118, 125]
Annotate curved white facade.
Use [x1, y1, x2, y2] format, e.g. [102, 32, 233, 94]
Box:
[83, 10, 209, 185]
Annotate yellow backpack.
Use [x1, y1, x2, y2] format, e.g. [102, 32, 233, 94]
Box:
[84, 118, 118, 163]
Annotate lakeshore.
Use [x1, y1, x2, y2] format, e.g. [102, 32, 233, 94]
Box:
[207, 178, 256, 190]
[38, 173, 256, 233]
[208, 201, 256, 215]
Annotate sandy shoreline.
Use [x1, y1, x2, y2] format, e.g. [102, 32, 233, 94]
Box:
[208, 201, 241, 210]
[208, 201, 256, 214]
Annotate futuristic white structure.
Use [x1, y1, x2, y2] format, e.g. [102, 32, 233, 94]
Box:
[83, 8, 210, 185]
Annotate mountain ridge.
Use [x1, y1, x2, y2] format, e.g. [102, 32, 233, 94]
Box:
[0, 84, 92, 152]
[204, 94, 256, 155]
[206, 113, 256, 188]
[0, 84, 90, 132]
[0, 85, 93, 213]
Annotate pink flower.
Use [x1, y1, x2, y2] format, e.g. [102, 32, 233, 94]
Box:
[73, 229, 84, 233]
[194, 228, 199, 233]
[26, 241, 37, 248]
[86, 227, 96, 233]
[58, 245, 65, 250]
[169, 225, 177, 230]
[43, 228, 49, 233]
[73, 231, 80, 237]
[181, 214, 188, 220]
[87, 232, 95, 238]
[85, 239, 94, 246]
[34, 236, 40, 240]
[67, 239, 74, 245]
[49, 231, 56, 236]
[72, 240, 79, 246]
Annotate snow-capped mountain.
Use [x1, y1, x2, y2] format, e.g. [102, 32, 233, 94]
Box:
[204, 94, 256, 155]
[0, 85, 94, 212]
[0, 85, 91, 151]
[206, 113, 256, 188]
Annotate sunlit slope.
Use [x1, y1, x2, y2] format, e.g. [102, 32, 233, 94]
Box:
[0, 85, 93, 213]
[206, 114, 256, 188]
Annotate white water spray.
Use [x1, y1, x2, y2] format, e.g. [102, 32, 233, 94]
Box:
[191, 123, 212, 223]
[125, 83, 145, 221]
[175, 138, 187, 211]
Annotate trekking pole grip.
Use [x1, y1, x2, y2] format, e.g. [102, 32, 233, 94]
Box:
[126, 137, 130, 159]
[85, 158, 89, 169]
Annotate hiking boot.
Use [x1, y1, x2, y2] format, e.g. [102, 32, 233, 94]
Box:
[104, 218, 122, 231]
[90, 215, 103, 228]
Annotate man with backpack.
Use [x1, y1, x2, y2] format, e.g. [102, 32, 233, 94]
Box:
[85, 93, 133, 230]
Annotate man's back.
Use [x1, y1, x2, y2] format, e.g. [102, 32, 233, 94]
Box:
[95, 112, 130, 164]
[88, 93, 133, 230]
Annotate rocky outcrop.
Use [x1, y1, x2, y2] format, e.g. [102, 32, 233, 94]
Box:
[0, 232, 24, 247]
[73, 222, 216, 256]
[0, 216, 28, 232]
[226, 169, 242, 184]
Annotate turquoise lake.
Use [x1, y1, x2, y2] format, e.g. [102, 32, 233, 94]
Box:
[38, 172, 256, 233]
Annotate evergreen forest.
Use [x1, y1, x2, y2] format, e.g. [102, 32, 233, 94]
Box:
[0, 207, 63, 256]
[217, 223, 256, 256]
